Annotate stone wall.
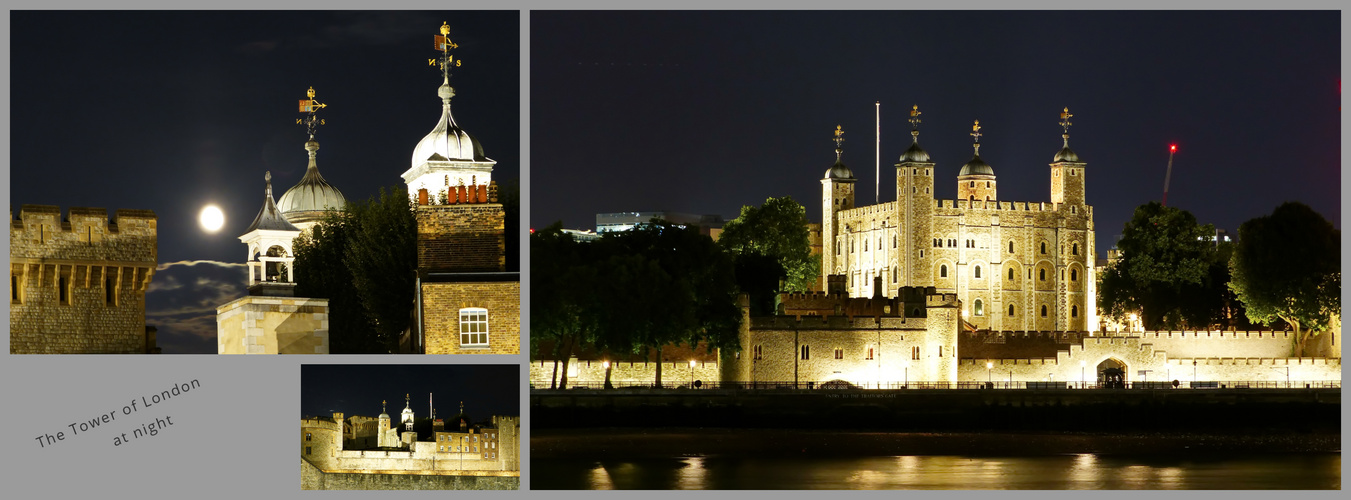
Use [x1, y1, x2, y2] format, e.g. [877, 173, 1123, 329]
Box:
[217, 296, 329, 354]
[416, 204, 505, 272]
[422, 281, 519, 354]
[302, 458, 518, 490]
[10, 205, 157, 353]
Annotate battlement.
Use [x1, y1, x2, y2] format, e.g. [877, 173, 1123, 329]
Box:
[1125, 330, 1295, 340]
[838, 201, 897, 218]
[13, 205, 157, 234]
[302, 417, 342, 433]
[932, 199, 1094, 216]
[752, 314, 917, 330]
[924, 293, 959, 307]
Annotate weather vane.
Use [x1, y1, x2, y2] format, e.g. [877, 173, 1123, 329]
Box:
[1059, 107, 1074, 141]
[832, 125, 846, 161]
[428, 21, 462, 80]
[296, 86, 328, 140]
[909, 105, 922, 140]
[970, 120, 983, 155]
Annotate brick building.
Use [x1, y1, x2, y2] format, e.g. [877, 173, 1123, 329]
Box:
[402, 62, 519, 355]
[10, 205, 159, 354]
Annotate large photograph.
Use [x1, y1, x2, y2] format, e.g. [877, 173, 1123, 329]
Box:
[528, 10, 1340, 490]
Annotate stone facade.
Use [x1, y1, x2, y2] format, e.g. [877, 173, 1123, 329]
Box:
[216, 296, 329, 354]
[301, 411, 520, 490]
[823, 128, 1094, 332]
[10, 205, 158, 354]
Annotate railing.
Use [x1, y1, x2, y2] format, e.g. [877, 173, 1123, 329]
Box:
[530, 380, 1341, 391]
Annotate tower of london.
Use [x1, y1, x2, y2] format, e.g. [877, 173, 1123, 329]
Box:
[822, 107, 1095, 332]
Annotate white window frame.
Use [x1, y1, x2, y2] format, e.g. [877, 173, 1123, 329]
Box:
[459, 308, 489, 347]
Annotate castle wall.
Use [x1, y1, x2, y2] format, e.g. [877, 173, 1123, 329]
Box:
[530, 358, 721, 388]
[217, 296, 329, 354]
[10, 205, 157, 354]
[301, 458, 519, 491]
[421, 281, 519, 354]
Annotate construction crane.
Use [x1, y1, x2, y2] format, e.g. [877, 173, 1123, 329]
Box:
[1161, 144, 1177, 206]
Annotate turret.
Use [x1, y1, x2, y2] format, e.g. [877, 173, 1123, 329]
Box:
[821, 125, 856, 287]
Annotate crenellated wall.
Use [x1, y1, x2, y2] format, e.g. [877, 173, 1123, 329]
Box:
[10, 205, 158, 353]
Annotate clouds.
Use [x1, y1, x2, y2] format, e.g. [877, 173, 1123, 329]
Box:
[147, 260, 248, 354]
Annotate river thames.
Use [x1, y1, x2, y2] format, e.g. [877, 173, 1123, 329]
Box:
[531, 429, 1340, 489]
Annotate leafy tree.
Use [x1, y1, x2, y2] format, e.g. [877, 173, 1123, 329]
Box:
[1098, 202, 1216, 330]
[293, 187, 417, 353]
[529, 223, 599, 389]
[719, 196, 819, 296]
[1229, 202, 1340, 355]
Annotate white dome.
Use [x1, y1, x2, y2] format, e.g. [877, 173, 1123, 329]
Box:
[410, 80, 485, 167]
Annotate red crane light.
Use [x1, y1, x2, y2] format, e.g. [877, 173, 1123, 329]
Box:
[1170, 144, 1177, 153]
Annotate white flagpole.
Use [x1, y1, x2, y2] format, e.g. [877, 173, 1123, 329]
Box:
[875, 101, 880, 204]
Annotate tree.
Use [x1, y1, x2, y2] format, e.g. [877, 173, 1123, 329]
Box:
[293, 187, 417, 353]
[1098, 202, 1216, 330]
[295, 212, 377, 353]
[595, 221, 741, 387]
[718, 196, 819, 314]
[529, 223, 600, 389]
[1229, 202, 1340, 356]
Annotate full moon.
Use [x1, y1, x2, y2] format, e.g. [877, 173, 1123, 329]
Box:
[200, 205, 225, 233]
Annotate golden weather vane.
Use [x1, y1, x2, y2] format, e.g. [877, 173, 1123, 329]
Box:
[428, 21, 463, 75]
[296, 86, 328, 140]
[909, 105, 922, 141]
[1059, 107, 1073, 137]
[970, 120, 983, 155]
[833, 125, 845, 160]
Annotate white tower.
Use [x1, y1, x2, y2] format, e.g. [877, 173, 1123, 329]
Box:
[401, 393, 415, 431]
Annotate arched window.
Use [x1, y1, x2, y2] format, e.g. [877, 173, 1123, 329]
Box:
[1008, 268, 1015, 280]
[974, 299, 984, 316]
[1008, 304, 1016, 317]
[459, 308, 489, 347]
[1009, 241, 1015, 253]
[1071, 269, 1078, 281]
[1072, 243, 1079, 255]
[940, 265, 948, 278]
[1039, 269, 1046, 281]
[1041, 305, 1048, 317]
[1040, 242, 1047, 254]
[974, 265, 982, 279]
[970, 181, 975, 188]
[1071, 305, 1079, 318]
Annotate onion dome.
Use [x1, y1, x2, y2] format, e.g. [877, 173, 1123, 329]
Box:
[1053, 107, 1082, 162]
[411, 78, 485, 166]
[824, 124, 856, 180]
[244, 171, 300, 233]
[899, 141, 931, 163]
[958, 119, 994, 176]
[899, 105, 931, 162]
[958, 154, 994, 176]
[278, 140, 347, 217]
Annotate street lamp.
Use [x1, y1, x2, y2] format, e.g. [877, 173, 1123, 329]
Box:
[602, 360, 611, 389]
[986, 362, 993, 387]
[904, 362, 909, 387]
[689, 360, 696, 388]
[1080, 360, 1086, 388]
[1192, 359, 1197, 386]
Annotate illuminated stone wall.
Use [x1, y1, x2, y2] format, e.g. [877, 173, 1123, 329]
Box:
[216, 296, 329, 354]
[302, 413, 520, 476]
[10, 205, 158, 354]
[421, 281, 519, 355]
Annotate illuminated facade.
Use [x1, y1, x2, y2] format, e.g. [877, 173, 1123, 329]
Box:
[823, 108, 1095, 332]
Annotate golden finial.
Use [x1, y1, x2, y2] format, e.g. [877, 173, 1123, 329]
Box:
[908, 105, 922, 141]
[833, 125, 845, 161]
[307, 86, 316, 99]
[1059, 107, 1073, 143]
[970, 120, 983, 155]
[440, 21, 451, 36]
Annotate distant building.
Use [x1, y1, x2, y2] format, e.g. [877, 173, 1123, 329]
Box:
[10, 205, 159, 354]
[596, 211, 724, 237]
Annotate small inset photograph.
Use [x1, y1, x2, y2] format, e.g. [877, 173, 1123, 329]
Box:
[300, 364, 519, 490]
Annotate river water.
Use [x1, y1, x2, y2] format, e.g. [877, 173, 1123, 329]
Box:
[532, 453, 1340, 489]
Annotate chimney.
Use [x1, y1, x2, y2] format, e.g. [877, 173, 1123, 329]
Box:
[418, 188, 429, 206]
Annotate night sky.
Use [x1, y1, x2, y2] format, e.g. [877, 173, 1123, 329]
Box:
[10, 11, 519, 353]
[531, 11, 1339, 253]
[300, 364, 519, 421]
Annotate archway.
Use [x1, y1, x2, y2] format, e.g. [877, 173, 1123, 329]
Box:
[1096, 358, 1126, 388]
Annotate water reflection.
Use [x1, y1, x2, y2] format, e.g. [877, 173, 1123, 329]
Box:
[534, 453, 1339, 490]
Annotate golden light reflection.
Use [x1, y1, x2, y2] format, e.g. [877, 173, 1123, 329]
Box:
[675, 457, 707, 490]
[588, 463, 613, 490]
[1068, 453, 1100, 488]
[1155, 466, 1184, 489]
